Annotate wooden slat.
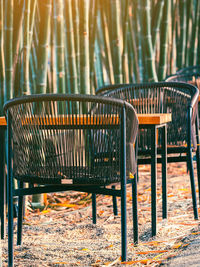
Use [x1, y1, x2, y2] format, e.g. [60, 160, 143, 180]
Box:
[0, 117, 6, 126]
[0, 113, 172, 127]
[21, 115, 119, 126]
[137, 113, 172, 125]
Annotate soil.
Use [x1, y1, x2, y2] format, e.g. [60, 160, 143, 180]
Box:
[2, 161, 200, 266]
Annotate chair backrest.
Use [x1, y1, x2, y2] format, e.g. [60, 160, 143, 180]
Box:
[97, 82, 199, 148]
[166, 73, 200, 88]
[176, 65, 200, 75]
[4, 94, 138, 185]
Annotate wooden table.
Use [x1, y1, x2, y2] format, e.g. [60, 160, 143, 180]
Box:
[137, 113, 171, 236]
[0, 113, 171, 238]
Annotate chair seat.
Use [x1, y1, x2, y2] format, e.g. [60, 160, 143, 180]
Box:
[14, 166, 124, 185]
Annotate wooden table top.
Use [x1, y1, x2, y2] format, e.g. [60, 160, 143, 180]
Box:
[0, 113, 172, 127]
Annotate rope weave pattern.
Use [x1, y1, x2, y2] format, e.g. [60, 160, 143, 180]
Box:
[4, 95, 138, 185]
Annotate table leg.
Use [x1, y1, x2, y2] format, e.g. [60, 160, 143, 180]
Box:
[161, 125, 167, 219]
[151, 126, 157, 236]
[0, 129, 5, 239]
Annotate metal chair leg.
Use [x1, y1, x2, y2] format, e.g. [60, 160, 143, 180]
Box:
[92, 193, 96, 224]
[121, 183, 127, 262]
[151, 127, 157, 236]
[0, 129, 5, 239]
[8, 115, 14, 267]
[195, 116, 200, 204]
[132, 178, 138, 244]
[187, 108, 198, 220]
[17, 182, 24, 246]
[161, 125, 167, 219]
[188, 148, 198, 220]
[112, 185, 118, 216]
[121, 106, 127, 262]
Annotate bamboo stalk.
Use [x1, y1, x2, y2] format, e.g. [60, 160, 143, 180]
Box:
[122, 0, 130, 83]
[158, 0, 171, 81]
[22, 0, 31, 95]
[128, 8, 140, 82]
[177, 0, 187, 68]
[169, 0, 178, 73]
[89, 0, 98, 94]
[140, 0, 158, 81]
[134, 0, 144, 81]
[4, 0, 14, 101]
[79, 0, 90, 94]
[99, 0, 114, 84]
[151, 0, 165, 52]
[95, 29, 104, 87]
[36, 0, 52, 94]
[65, 0, 78, 94]
[110, 0, 123, 83]
[29, 0, 37, 49]
[189, 0, 200, 65]
[50, 14, 57, 93]
[72, 0, 80, 92]
[0, 0, 4, 114]
[28, 0, 37, 94]
[12, 0, 24, 87]
[54, 0, 65, 93]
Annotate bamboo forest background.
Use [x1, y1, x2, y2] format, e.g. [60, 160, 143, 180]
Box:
[0, 0, 200, 115]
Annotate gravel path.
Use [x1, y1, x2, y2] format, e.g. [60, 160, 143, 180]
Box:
[2, 162, 200, 266]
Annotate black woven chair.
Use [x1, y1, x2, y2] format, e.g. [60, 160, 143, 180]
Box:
[96, 82, 200, 222]
[4, 94, 138, 266]
[176, 65, 200, 75]
[166, 74, 200, 203]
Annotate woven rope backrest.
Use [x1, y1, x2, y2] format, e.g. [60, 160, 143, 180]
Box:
[176, 66, 200, 75]
[4, 94, 138, 185]
[98, 82, 198, 148]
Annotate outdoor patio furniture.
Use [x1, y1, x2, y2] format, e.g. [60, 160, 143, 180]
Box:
[166, 74, 200, 203]
[4, 94, 139, 266]
[176, 65, 200, 75]
[96, 82, 200, 223]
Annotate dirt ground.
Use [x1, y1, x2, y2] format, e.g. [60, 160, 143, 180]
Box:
[2, 161, 200, 266]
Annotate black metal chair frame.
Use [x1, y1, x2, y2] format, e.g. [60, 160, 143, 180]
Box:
[176, 65, 200, 75]
[96, 81, 200, 223]
[4, 94, 139, 266]
[165, 75, 200, 204]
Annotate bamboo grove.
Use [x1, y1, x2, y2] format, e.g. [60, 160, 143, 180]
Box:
[0, 0, 200, 115]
